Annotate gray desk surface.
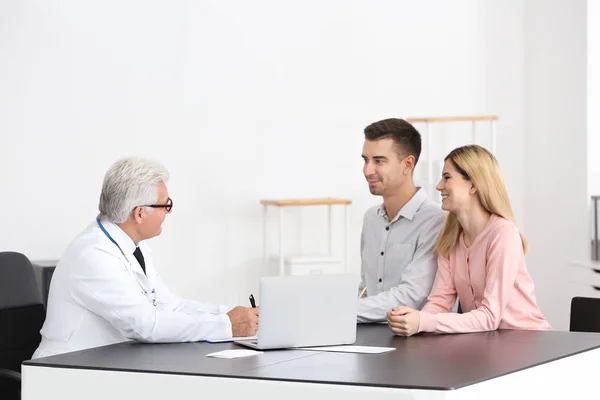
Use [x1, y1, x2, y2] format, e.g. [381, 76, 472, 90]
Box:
[24, 324, 600, 390]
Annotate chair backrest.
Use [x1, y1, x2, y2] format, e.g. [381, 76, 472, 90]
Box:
[570, 296, 600, 333]
[0, 252, 46, 373]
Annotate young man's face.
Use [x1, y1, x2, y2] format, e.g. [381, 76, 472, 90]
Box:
[362, 138, 412, 197]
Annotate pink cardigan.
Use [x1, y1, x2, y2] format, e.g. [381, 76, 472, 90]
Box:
[419, 214, 551, 333]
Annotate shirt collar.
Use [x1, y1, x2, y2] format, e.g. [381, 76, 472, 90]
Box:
[100, 219, 138, 256]
[377, 187, 428, 223]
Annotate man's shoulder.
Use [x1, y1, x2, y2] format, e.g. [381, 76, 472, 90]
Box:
[364, 204, 381, 217]
[362, 204, 383, 224]
[412, 201, 446, 239]
[416, 199, 446, 220]
[59, 222, 123, 270]
[68, 222, 109, 248]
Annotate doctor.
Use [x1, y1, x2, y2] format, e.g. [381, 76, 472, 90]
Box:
[33, 157, 258, 358]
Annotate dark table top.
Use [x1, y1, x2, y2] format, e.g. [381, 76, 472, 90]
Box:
[25, 324, 600, 390]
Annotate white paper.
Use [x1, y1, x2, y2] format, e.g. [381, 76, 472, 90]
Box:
[206, 335, 258, 343]
[299, 345, 396, 354]
[206, 349, 263, 359]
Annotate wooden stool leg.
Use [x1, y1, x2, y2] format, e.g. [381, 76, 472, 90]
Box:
[262, 206, 266, 274]
[279, 207, 285, 276]
[343, 204, 348, 272]
[328, 205, 333, 257]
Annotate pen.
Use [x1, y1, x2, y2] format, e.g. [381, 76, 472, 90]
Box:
[358, 287, 367, 299]
[249, 294, 256, 308]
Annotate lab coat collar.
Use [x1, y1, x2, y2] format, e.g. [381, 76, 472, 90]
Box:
[99, 220, 149, 279]
[103, 221, 137, 255]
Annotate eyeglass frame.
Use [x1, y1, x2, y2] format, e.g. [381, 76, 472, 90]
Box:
[140, 197, 173, 213]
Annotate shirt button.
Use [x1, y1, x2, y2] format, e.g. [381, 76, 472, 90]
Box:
[385, 227, 389, 231]
[379, 278, 382, 283]
[380, 251, 384, 256]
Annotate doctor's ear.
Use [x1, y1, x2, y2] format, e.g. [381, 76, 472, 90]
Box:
[133, 207, 145, 224]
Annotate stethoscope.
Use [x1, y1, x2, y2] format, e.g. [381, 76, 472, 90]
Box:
[96, 217, 157, 307]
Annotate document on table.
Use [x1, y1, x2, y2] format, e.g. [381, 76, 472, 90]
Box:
[206, 335, 258, 343]
[299, 345, 396, 354]
[206, 349, 263, 359]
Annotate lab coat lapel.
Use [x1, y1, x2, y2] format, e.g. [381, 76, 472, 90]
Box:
[138, 243, 156, 289]
[125, 251, 152, 292]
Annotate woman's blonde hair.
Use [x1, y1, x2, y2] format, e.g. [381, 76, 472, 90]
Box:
[433, 145, 527, 256]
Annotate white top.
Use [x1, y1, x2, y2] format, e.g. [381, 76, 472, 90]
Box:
[33, 219, 232, 358]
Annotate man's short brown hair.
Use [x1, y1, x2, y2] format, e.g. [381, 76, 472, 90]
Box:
[364, 118, 422, 165]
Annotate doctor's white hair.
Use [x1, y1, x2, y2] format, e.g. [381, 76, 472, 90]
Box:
[98, 157, 170, 223]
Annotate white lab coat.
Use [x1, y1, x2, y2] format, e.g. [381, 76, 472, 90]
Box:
[32, 220, 232, 359]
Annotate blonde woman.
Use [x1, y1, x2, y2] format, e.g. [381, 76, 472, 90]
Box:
[387, 145, 550, 336]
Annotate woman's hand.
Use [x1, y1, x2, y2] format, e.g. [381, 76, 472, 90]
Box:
[387, 306, 420, 337]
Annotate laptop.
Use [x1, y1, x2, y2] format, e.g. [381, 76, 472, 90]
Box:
[235, 273, 359, 350]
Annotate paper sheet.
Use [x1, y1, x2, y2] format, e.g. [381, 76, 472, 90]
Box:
[206, 335, 258, 343]
[299, 345, 396, 354]
[206, 349, 263, 359]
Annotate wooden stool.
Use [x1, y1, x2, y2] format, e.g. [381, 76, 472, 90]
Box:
[260, 198, 352, 276]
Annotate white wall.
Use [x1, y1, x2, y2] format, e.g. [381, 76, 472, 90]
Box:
[0, 0, 587, 330]
[589, 0, 600, 197]
[523, 0, 588, 330]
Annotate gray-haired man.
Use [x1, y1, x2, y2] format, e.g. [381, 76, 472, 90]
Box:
[33, 157, 257, 358]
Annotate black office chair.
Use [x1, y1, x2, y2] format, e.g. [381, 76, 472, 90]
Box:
[0, 252, 46, 400]
[569, 296, 600, 333]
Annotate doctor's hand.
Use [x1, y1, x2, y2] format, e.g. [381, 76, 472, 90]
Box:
[387, 306, 420, 337]
[227, 306, 259, 337]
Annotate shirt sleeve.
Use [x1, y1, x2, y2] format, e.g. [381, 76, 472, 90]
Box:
[140, 243, 233, 315]
[153, 272, 232, 314]
[358, 229, 367, 296]
[421, 255, 457, 314]
[70, 247, 232, 343]
[357, 213, 445, 323]
[418, 225, 523, 333]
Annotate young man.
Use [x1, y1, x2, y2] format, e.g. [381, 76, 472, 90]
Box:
[33, 157, 257, 358]
[358, 118, 446, 322]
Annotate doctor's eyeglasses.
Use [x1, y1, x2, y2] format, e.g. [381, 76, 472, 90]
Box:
[142, 197, 173, 213]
